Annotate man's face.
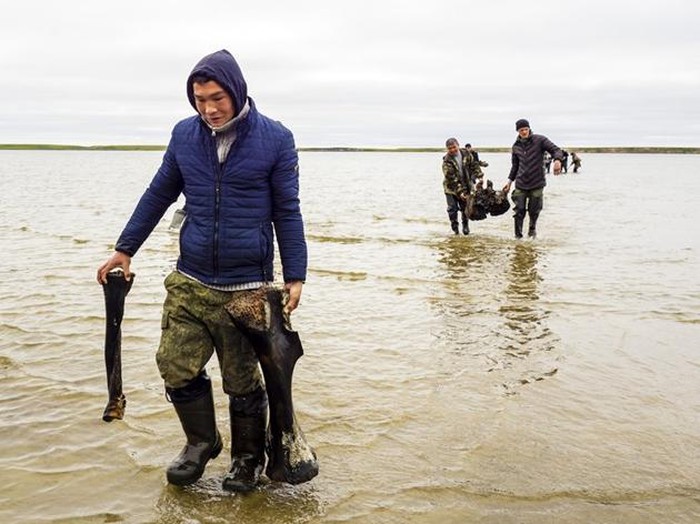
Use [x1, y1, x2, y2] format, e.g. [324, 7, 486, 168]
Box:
[518, 127, 531, 139]
[193, 81, 235, 127]
[447, 142, 460, 156]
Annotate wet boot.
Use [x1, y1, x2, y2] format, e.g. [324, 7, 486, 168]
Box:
[447, 198, 460, 235]
[527, 196, 542, 238]
[514, 216, 524, 239]
[166, 372, 223, 486]
[528, 220, 537, 238]
[222, 387, 268, 492]
[512, 191, 526, 239]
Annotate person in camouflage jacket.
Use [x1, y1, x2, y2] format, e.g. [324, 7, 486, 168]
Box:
[442, 138, 483, 235]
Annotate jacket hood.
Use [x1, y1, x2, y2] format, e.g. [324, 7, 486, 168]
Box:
[186, 49, 248, 117]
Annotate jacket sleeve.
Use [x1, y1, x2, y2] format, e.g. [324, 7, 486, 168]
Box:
[508, 147, 519, 181]
[271, 130, 308, 283]
[541, 136, 564, 162]
[115, 138, 183, 256]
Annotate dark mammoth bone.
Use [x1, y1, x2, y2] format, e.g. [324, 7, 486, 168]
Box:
[225, 287, 319, 485]
[101, 270, 134, 422]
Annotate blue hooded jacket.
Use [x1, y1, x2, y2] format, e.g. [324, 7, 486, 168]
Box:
[115, 50, 307, 285]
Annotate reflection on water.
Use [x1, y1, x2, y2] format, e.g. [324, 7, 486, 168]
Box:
[433, 236, 559, 394]
[154, 481, 323, 524]
[500, 242, 550, 350]
[436, 235, 506, 278]
[505, 242, 541, 301]
[497, 242, 559, 391]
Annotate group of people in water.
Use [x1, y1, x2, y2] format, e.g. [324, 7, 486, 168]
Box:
[442, 119, 582, 238]
[544, 150, 582, 174]
[93, 47, 589, 494]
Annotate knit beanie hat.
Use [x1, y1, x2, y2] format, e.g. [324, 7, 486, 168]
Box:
[515, 119, 530, 130]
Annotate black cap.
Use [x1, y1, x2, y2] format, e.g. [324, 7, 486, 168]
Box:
[515, 119, 530, 130]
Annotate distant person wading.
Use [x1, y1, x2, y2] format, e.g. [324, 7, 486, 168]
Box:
[441, 138, 483, 235]
[571, 151, 582, 172]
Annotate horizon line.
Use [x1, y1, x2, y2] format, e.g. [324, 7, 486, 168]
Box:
[1, 144, 699, 154]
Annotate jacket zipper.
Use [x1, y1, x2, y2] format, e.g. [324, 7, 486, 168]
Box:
[206, 114, 251, 282]
[210, 130, 222, 280]
[260, 224, 270, 281]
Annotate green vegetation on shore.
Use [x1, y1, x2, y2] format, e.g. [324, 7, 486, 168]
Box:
[0, 144, 165, 151]
[1, 144, 698, 154]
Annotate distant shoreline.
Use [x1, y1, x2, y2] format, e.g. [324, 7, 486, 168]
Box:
[1, 144, 699, 154]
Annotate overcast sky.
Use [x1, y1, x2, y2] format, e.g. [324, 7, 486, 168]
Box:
[1, 0, 698, 147]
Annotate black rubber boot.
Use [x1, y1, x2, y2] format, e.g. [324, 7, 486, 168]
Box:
[166, 373, 223, 486]
[222, 387, 268, 492]
[512, 192, 526, 239]
[527, 196, 543, 238]
[514, 216, 524, 239]
[447, 198, 460, 234]
[528, 220, 537, 238]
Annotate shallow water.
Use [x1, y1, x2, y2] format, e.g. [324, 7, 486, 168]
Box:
[1, 150, 699, 523]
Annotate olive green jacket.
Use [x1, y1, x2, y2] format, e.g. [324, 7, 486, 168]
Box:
[442, 149, 483, 196]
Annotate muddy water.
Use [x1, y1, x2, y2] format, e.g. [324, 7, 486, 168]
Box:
[0, 150, 698, 523]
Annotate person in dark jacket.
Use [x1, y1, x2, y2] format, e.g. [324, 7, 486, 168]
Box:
[503, 119, 563, 238]
[442, 138, 483, 235]
[96, 49, 307, 492]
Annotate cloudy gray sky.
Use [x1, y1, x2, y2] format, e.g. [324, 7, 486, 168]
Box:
[1, 0, 698, 147]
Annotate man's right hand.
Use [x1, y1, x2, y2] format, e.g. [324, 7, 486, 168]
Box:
[503, 181, 512, 193]
[97, 251, 132, 284]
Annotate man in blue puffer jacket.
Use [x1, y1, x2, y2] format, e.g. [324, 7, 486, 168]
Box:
[97, 49, 307, 492]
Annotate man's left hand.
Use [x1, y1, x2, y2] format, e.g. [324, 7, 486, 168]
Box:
[284, 280, 303, 314]
[553, 160, 562, 175]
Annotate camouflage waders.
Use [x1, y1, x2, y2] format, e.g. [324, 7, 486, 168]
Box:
[156, 271, 263, 394]
[157, 271, 267, 487]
